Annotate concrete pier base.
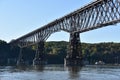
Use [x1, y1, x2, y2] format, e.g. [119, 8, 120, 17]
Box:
[33, 58, 46, 66]
[17, 59, 25, 66]
[64, 58, 83, 66]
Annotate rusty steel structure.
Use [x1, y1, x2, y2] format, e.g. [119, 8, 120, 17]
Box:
[10, 0, 120, 66]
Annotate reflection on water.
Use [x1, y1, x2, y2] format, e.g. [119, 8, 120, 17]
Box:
[16, 65, 45, 72]
[67, 66, 81, 80]
[17, 65, 27, 71]
[33, 65, 45, 71]
[0, 65, 120, 80]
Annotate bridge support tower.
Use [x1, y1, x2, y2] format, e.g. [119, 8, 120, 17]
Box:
[33, 41, 46, 66]
[17, 48, 25, 66]
[65, 32, 83, 66]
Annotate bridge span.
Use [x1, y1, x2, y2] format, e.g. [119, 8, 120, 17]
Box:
[10, 0, 120, 66]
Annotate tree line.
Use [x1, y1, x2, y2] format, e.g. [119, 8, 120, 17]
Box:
[0, 39, 120, 65]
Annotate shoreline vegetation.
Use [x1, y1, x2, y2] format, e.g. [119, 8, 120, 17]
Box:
[0, 39, 120, 66]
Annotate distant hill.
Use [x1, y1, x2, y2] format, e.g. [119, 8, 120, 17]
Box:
[0, 39, 120, 65]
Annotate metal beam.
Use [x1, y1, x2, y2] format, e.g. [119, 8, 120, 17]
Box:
[10, 0, 120, 47]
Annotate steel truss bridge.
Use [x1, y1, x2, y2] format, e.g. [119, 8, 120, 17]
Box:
[10, 0, 120, 66]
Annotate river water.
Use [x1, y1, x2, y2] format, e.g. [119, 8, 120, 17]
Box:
[0, 65, 120, 80]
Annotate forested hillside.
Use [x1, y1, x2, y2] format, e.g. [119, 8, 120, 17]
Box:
[0, 40, 120, 65]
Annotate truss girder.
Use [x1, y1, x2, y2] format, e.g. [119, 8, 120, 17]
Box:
[10, 0, 120, 47]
